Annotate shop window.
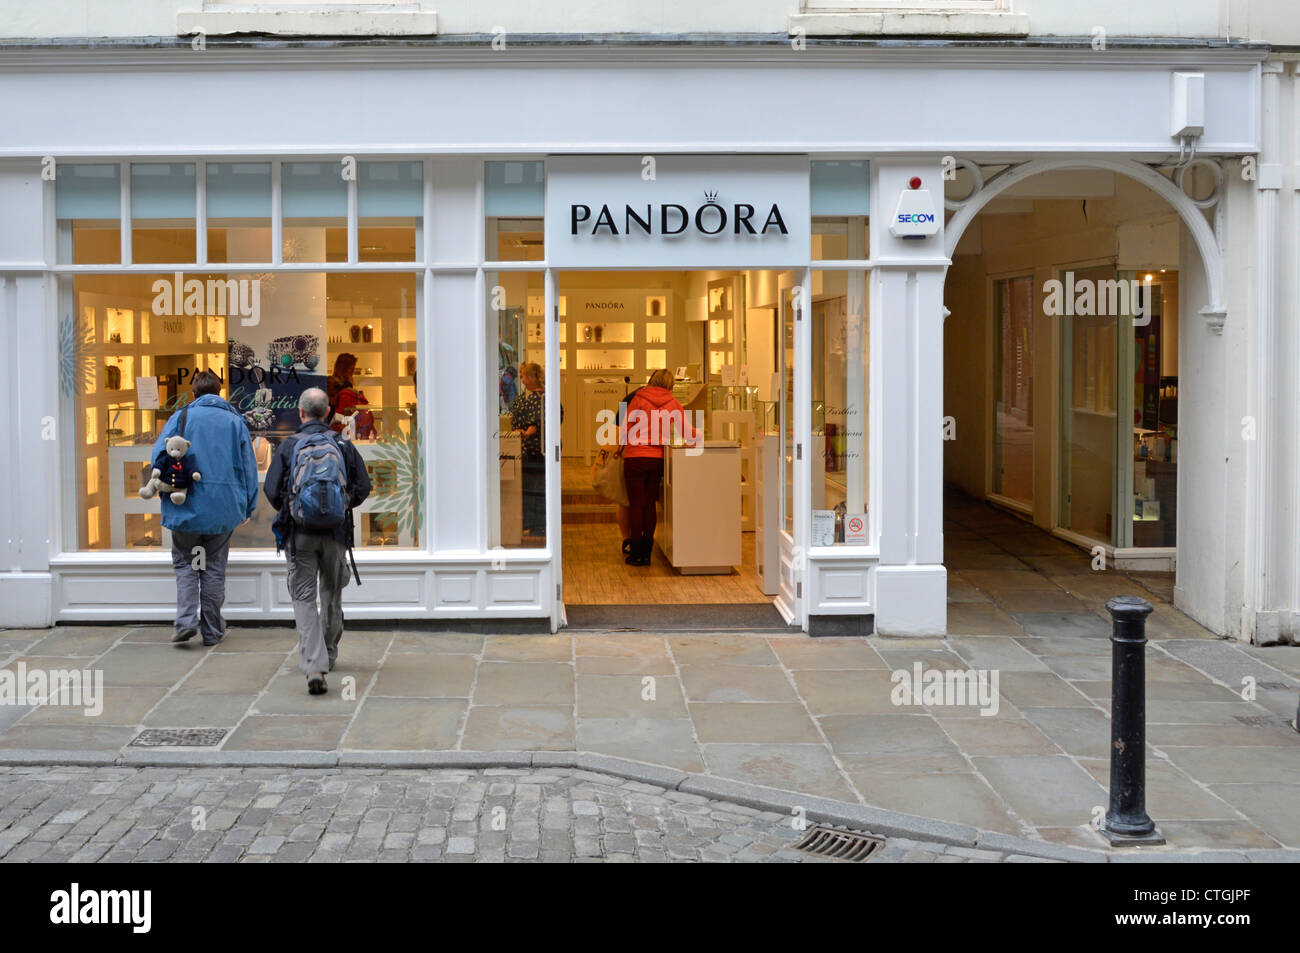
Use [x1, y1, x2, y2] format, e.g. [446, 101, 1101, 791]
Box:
[56, 164, 121, 265]
[131, 163, 197, 264]
[485, 161, 544, 262]
[810, 269, 869, 547]
[63, 270, 421, 552]
[207, 162, 272, 263]
[359, 161, 423, 262]
[282, 162, 347, 263]
[811, 160, 869, 260]
[488, 271, 550, 549]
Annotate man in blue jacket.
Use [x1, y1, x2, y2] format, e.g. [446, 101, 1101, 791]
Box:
[151, 369, 259, 647]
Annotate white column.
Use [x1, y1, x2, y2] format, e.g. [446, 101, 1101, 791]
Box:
[871, 160, 946, 636]
[0, 161, 56, 626]
[1243, 61, 1283, 643]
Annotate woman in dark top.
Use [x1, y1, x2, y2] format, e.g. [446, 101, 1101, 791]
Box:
[510, 362, 548, 538]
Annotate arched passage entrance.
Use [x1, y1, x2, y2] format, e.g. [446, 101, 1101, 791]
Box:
[939, 157, 1227, 631]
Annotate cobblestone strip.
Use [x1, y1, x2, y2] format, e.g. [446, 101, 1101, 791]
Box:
[0, 765, 1027, 863]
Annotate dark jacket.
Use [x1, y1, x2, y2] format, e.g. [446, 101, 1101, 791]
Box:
[151, 394, 259, 534]
[264, 420, 372, 545]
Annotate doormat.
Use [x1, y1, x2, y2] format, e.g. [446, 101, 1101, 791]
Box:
[565, 603, 795, 632]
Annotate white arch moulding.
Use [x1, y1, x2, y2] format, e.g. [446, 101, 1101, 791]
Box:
[943, 157, 1228, 333]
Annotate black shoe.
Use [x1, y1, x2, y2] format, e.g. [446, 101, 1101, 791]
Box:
[621, 538, 633, 556]
[172, 627, 198, 644]
[629, 538, 653, 566]
[307, 674, 328, 695]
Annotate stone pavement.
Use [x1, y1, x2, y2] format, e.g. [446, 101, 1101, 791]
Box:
[0, 764, 1058, 863]
[1, 497, 1299, 861]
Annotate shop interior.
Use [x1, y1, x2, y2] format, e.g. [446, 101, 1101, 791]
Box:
[492, 267, 869, 608]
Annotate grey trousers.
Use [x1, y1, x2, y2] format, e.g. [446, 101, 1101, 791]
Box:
[286, 533, 350, 677]
[170, 530, 234, 645]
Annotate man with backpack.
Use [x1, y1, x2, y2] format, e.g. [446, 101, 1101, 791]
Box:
[265, 387, 371, 695]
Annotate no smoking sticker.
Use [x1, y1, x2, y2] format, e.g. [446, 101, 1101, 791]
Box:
[845, 513, 867, 545]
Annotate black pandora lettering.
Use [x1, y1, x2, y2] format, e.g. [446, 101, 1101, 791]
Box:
[570, 202, 788, 237]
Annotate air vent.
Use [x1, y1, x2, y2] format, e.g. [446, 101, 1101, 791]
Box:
[793, 826, 883, 862]
[130, 728, 228, 747]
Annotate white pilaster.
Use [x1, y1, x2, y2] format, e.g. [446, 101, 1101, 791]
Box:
[871, 159, 947, 636]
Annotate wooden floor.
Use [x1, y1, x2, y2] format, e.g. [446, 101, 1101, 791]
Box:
[558, 460, 771, 606]
[561, 522, 771, 605]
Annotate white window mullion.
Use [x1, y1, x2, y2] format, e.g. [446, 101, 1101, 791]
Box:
[347, 162, 358, 265]
[120, 160, 131, 265]
[271, 160, 283, 266]
[195, 159, 207, 266]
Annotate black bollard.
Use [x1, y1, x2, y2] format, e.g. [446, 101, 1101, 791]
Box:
[1101, 595, 1164, 845]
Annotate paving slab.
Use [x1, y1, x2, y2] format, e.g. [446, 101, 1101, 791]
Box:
[471, 662, 574, 707]
[369, 653, 476, 698]
[972, 755, 1109, 830]
[575, 718, 705, 773]
[690, 703, 822, 744]
[224, 715, 351, 751]
[678, 664, 799, 703]
[343, 698, 465, 750]
[1010, 612, 1112, 639]
[700, 743, 857, 802]
[460, 706, 574, 751]
[576, 674, 688, 719]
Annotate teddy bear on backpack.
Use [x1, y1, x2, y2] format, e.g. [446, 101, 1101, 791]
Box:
[140, 432, 202, 505]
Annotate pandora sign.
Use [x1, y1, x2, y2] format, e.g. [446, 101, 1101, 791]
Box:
[546, 155, 810, 268]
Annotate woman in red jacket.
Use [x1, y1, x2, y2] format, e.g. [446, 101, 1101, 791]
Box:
[622, 369, 698, 566]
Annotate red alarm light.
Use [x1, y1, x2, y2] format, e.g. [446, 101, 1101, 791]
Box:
[909, 176, 922, 189]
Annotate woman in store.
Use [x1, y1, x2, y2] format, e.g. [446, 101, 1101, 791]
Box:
[326, 352, 371, 437]
[510, 361, 549, 541]
[622, 368, 697, 567]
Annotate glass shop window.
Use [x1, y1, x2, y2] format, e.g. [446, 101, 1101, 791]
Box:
[811, 160, 869, 261]
[487, 271, 550, 550]
[131, 163, 197, 264]
[56, 164, 121, 265]
[207, 162, 272, 263]
[485, 161, 544, 262]
[63, 271, 422, 552]
[282, 161, 347, 263]
[810, 269, 870, 547]
[358, 161, 423, 262]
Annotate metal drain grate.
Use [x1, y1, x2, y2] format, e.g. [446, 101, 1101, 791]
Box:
[793, 826, 883, 862]
[130, 728, 227, 747]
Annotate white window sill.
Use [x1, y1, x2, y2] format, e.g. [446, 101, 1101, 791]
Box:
[790, 11, 1030, 37]
[177, 6, 438, 37]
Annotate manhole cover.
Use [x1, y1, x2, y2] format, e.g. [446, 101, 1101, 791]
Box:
[130, 728, 227, 747]
[794, 826, 883, 862]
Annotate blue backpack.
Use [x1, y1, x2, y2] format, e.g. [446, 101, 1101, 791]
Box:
[288, 430, 349, 531]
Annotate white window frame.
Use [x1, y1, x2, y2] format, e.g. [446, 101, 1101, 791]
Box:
[802, 0, 1008, 10]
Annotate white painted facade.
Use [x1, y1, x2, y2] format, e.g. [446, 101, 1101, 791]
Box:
[0, 5, 1294, 641]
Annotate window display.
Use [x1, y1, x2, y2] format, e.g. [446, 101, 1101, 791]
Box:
[62, 272, 421, 552]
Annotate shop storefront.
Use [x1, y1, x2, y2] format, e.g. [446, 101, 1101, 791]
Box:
[0, 41, 1263, 635]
